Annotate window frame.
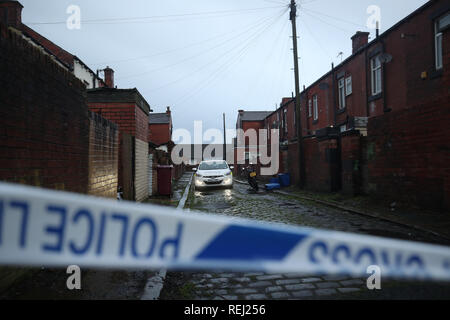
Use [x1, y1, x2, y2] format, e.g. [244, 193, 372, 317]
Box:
[345, 76, 352, 96]
[371, 55, 382, 96]
[312, 95, 318, 121]
[434, 12, 449, 70]
[338, 78, 346, 109]
[308, 99, 312, 117]
[283, 109, 288, 134]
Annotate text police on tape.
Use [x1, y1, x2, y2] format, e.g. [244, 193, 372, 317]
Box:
[1, 182, 450, 281]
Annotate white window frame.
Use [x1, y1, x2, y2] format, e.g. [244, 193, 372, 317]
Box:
[338, 78, 346, 109]
[313, 95, 318, 121]
[371, 56, 382, 96]
[345, 76, 352, 96]
[283, 109, 288, 133]
[435, 12, 449, 70]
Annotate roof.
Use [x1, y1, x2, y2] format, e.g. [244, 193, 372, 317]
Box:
[20, 23, 74, 69]
[239, 111, 273, 121]
[87, 87, 151, 114]
[149, 113, 170, 124]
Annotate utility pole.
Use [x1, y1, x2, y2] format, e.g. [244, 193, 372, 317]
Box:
[290, 0, 305, 188]
[223, 113, 226, 161]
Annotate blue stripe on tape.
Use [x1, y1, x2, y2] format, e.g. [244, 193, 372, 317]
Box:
[195, 225, 307, 261]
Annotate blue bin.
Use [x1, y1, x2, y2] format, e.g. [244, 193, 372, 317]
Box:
[265, 183, 281, 190]
[278, 173, 291, 187]
[269, 177, 280, 184]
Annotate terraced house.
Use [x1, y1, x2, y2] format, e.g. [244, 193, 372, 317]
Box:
[236, 0, 449, 210]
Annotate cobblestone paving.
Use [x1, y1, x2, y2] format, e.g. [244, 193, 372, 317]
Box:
[161, 179, 450, 300]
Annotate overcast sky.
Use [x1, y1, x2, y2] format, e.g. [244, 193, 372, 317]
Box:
[20, 0, 428, 143]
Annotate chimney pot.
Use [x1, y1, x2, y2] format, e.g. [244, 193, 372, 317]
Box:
[351, 31, 370, 54]
[0, 1, 23, 27]
[166, 106, 171, 114]
[104, 66, 114, 88]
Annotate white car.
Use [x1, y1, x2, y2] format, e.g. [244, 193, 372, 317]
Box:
[194, 160, 233, 189]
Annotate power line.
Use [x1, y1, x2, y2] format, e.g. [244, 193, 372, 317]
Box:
[145, 9, 286, 97]
[170, 8, 289, 107]
[300, 11, 332, 60]
[117, 12, 280, 81]
[91, 12, 284, 66]
[301, 7, 367, 29]
[301, 9, 354, 33]
[25, 5, 286, 25]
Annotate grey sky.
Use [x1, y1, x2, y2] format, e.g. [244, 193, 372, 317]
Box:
[20, 0, 428, 143]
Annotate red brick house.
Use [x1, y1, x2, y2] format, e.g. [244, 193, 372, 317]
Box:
[234, 110, 272, 175]
[148, 107, 173, 146]
[87, 73, 151, 202]
[234, 0, 449, 209]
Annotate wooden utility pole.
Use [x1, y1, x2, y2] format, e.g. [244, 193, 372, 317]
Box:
[290, 0, 305, 188]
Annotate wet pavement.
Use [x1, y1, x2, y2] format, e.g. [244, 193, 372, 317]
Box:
[159, 178, 450, 300]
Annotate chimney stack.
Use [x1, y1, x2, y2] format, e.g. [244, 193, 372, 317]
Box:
[104, 66, 114, 88]
[166, 106, 171, 115]
[0, 1, 23, 27]
[351, 31, 370, 54]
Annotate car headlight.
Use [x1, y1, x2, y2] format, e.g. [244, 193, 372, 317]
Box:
[196, 173, 202, 178]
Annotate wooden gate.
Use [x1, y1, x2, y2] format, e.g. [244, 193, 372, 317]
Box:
[121, 133, 134, 200]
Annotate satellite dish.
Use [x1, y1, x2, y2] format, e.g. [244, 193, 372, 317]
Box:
[379, 53, 393, 64]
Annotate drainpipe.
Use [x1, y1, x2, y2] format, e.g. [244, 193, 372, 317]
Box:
[331, 63, 337, 127]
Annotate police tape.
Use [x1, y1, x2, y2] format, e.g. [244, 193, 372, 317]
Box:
[1, 181, 450, 281]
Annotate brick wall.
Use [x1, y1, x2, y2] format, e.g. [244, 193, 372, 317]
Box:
[149, 123, 170, 145]
[134, 138, 149, 202]
[0, 23, 89, 293]
[366, 96, 450, 210]
[135, 106, 149, 143]
[303, 137, 339, 192]
[88, 103, 136, 136]
[87, 111, 119, 198]
[340, 131, 362, 195]
[0, 23, 89, 193]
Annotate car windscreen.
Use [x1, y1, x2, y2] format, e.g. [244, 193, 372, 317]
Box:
[198, 161, 228, 170]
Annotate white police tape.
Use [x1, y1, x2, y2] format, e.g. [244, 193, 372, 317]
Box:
[1, 182, 450, 281]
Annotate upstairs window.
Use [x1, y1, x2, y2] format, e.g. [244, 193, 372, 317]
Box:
[308, 99, 312, 117]
[338, 78, 346, 109]
[435, 12, 450, 70]
[313, 95, 318, 121]
[345, 76, 352, 96]
[283, 109, 288, 133]
[371, 55, 382, 95]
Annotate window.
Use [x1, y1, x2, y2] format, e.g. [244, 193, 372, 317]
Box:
[308, 99, 312, 117]
[435, 12, 450, 70]
[340, 125, 347, 133]
[283, 109, 288, 133]
[313, 95, 318, 121]
[338, 78, 346, 109]
[345, 76, 352, 96]
[371, 55, 382, 95]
